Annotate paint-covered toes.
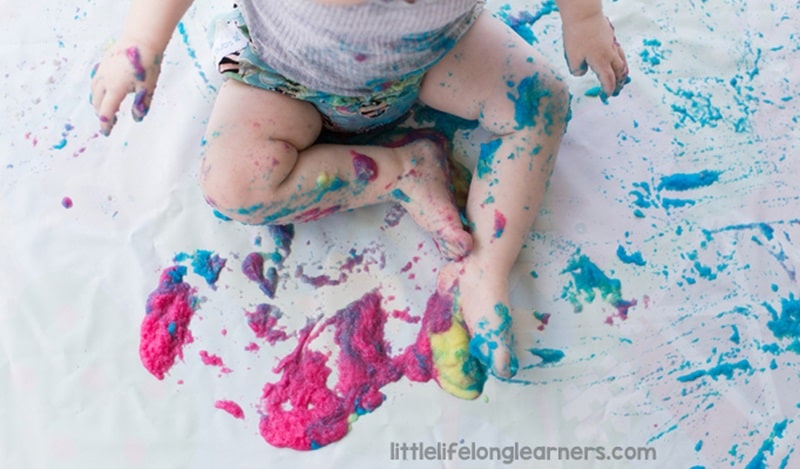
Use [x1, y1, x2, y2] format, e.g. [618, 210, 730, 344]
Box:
[468, 303, 519, 379]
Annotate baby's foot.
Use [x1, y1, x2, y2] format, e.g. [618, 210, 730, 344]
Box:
[393, 138, 472, 261]
[437, 259, 519, 379]
[421, 290, 487, 400]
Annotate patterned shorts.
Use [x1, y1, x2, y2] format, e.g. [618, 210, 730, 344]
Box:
[209, 8, 432, 133]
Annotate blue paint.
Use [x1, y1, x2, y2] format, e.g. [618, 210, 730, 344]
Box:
[730, 325, 740, 344]
[640, 38, 665, 69]
[191, 250, 227, 287]
[476, 138, 502, 179]
[507, 73, 552, 131]
[177, 21, 217, 92]
[496, 0, 558, 44]
[764, 294, 800, 352]
[695, 439, 703, 451]
[528, 348, 565, 366]
[616, 245, 647, 266]
[657, 170, 722, 192]
[391, 189, 411, 203]
[167, 322, 177, 336]
[468, 303, 518, 378]
[744, 420, 788, 469]
[665, 84, 724, 130]
[676, 359, 752, 382]
[213, 209, 233, 221]
[561, 251, 636, 321]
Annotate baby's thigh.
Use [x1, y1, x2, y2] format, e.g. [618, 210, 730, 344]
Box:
[204, 79, 322, 152]
[420, 12, 568, 134]
[199, 80, 322, 209]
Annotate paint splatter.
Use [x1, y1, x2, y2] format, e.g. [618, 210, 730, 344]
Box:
[139, 266, 198, 380]
[215, 400, 245, 420]
[351, 151, 378, 183]
[242, 252, 279, 298]
[493, 209, 506, 239]
[247, 304, 290, 345]
[61, 197, 73, 209]
[561, 250, 638, 324]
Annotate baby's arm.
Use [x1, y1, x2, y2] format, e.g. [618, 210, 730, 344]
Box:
[556, 0, 628, 97]
[90, 0, 194, 135]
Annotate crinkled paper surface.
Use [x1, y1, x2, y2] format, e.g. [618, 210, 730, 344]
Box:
[1, 0, 799, 468]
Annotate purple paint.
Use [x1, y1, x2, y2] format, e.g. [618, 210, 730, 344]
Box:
[61, 197, 73, 209]
[126, 46, 146, 81]
[351, 150, 378, 183]
[242, 253, 279, 298]
[247, 304, 290, 345]
[132, 88, 148, 121]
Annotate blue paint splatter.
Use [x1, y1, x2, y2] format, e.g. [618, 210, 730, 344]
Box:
[676, 359, 752, 382]
[528, 348, 565, 366]
[177, 21, 217, 92]
[657, 170, 723, 192]
[476, 138, 502, 179]
[616, 245, 647, 266]
[744, 420, 788, 469]
[507, 74, 552, 131]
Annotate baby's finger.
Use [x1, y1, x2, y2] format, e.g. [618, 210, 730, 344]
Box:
[591, 60, 617, 97]
[611, 49, 629, 95]
[131, 86, 154, 122]
[97, 87, 126, 135]
[564, 50, 589, 77]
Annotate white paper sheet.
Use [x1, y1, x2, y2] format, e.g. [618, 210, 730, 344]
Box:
[2, 1, 799, 468]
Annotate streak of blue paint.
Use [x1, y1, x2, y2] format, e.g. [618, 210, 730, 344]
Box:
[617, 245, 647, 266]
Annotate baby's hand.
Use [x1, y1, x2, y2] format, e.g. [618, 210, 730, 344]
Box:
[90, 42, 162, 136]
[562, 13, 628, 98]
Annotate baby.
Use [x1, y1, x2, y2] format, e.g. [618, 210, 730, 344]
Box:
[91, 0, 627, 386]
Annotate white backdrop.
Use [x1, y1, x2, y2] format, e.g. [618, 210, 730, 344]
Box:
[2, 0, 799, 468]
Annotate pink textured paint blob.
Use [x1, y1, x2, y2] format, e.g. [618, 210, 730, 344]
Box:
[351, 151, 378, 182]
[139, 266, 197, 380]
[61, 197, 73, 209]
[258, 291, 432, 450]
[215, 400, 245, 420]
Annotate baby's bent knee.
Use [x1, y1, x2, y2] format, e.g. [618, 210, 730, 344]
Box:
[199, 139, 298, 225]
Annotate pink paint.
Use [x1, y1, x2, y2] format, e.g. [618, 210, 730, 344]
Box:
[139, 266, 197, 380]
[400, 261, 413, 273]
[493, 209, 506, 239]
[535, 312, 551, 331]
[125, 46, 146, 81]
[247, 304, 290, 345]
[256, 288, 487, 450]
[61, 197, 73, 209]
[295, 205, 341, 223]
[351, 151, 378, 182]
[200, 350, 232, 374]
[258, 291, 436, 450]
[215, 400, 245, 420]
[245, 342, 261, 352]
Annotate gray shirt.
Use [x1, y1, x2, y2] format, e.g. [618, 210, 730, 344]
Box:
[238, 0, 482, 97]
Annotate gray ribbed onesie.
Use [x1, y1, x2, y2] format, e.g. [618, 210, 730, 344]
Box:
[238, 0, 482, 97]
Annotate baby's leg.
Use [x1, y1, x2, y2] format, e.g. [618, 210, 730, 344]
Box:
[420, 13, 571, 378]
[200, 79, 472, 260]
